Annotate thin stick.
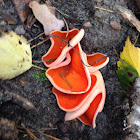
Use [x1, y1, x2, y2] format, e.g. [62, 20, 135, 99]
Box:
[133, 33, 139, 45]
[33, 59, 56, 63]
[55, 8, 69, 18]
[31, 38, 49, 49]
[28, 32, 45, 44]
[21, 124, 40, 140]
[63, 17, 69, 37]
[60, 73, 72, 89]
[94, 6, 114, 13]
[26, 129, 40, 140]
[91, 56, 107, 66]
[2, 0, 5, 6]
[5, 91, 35, 110]
[40, 128, 57, 131]
[32, 64, 47, 71]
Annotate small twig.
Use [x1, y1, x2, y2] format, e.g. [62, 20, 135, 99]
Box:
[91, 56, 108, 66]
[2, 0, 5, 6]
[33, 59, 56, 63]
[21, 124, 40, 140]
[118, 6, 140, 32]
[18, 124, 59, 140]
[63, 17, 69, 37]
[31, 38, 49, 49]
[5, 91, 35, 111]
[40, 127, 57, 131]
[55, 8, 69, 18]
[60, 73, 72, 89]
[28, 32, 45, 44]
[32, 64, 47, 71]
[133, 33, 139, 45]
[94, 6, 114, 13]
[113, 105, 122, 110]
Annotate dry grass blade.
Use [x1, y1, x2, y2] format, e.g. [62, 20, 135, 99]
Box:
[2, 0, 5, 6]
[94, 6, 114, 13]
[26, 129, 40, 140]
[20, 124, 40, 140]
[55, 8, 69, 18]
[133, 33, 139, 45]
[28, 32, 45, 43]
[32, 64, 47, 71]
[60, 73, 72, 89]
[63, 17, 69, 37]
[31, 38, 49, 49]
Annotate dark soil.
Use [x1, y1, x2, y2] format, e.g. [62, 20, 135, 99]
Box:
[0, 0, 140, 140]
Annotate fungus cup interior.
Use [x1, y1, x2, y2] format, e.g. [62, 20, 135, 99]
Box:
[42, 29, 79, 65]
[78, 93, 102, 127]
[87, 53, 107, 66]
[42, 28, 109, 128]
[52, 74, 97, 111]
[46, 44, 91, 93]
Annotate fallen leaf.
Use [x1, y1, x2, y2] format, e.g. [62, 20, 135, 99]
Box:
[0, 31, 32, 80]
[12, 0, 40, 27]
[116, 37, 140, 90]
[29, 1, 64, 35]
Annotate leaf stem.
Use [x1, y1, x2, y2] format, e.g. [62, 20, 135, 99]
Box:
[32, 64, 47, 71]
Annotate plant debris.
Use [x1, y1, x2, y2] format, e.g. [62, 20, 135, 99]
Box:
[0, 118, 19, 140]
[5, 90, 35, 111]
[12, 0, 40, 27]
[18, 123, 60, 140]
[118, 6, 140, 32]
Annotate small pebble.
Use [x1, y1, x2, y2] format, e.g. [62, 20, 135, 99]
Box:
[83, 21, 92, 28]
[110, 20, 121, 31]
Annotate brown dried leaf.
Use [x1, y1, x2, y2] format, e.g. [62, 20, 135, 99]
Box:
[12, 0, 40, 27]
[29, 1, 64, 35]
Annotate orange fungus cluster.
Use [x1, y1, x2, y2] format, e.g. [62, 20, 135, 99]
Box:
[42, 29, 109, 128]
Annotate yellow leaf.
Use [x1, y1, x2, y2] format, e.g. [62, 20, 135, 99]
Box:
[0, 31, 32, 80]
[117, 37, 140, 76]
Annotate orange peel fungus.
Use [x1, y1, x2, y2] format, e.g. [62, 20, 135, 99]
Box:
[42, 28, 109, 128]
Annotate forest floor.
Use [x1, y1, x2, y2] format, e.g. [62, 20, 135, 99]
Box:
[0, 0, 140, 140]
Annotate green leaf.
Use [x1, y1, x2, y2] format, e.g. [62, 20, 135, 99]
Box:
[116, 63, 138, 90]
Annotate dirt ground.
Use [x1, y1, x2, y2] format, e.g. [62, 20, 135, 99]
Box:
[0, 0, 140, 140]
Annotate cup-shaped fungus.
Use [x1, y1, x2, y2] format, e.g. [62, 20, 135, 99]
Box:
[42, 28, 109, 128]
